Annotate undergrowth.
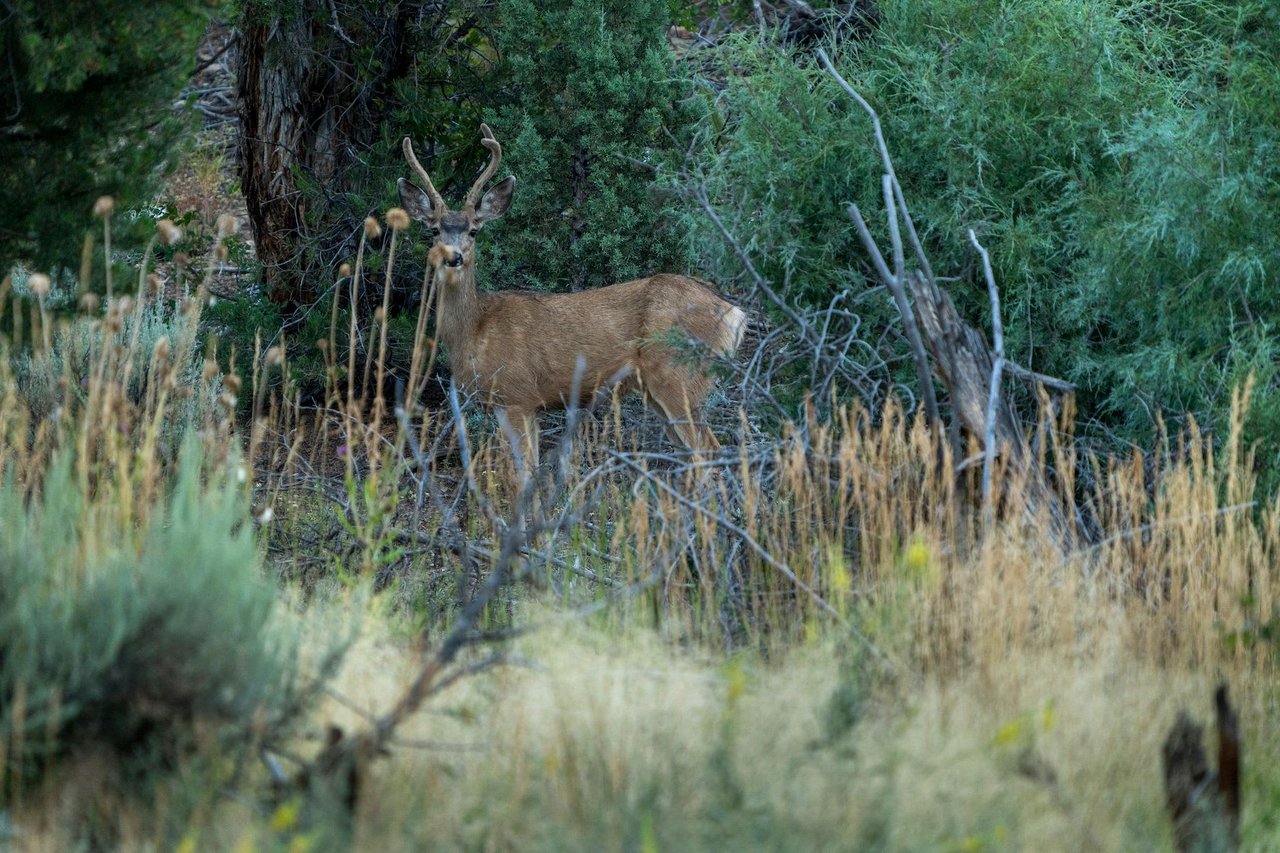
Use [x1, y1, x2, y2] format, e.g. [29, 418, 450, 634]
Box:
[4, 167, 1280, 851]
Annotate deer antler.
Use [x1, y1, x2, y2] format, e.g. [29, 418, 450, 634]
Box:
[402, 136, 447, 214]
[463, 123, 503, 210]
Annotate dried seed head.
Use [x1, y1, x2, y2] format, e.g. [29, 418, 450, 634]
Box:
[114, 296, 134, 315]
[79, 292, 101, 313]
[174, 252, 191, 267]
[363, 216, 382, 241]
[202, 359, 220, 381]
[338, 263, 352, 278]
[427, 243, 448, 268]
[147, 273, 164, 295]
[28, 273, 51, 298]
[219, 391, 238, 410]
[157, 219, 182, 246]
[216, 244, 229, 261]
[153, 336, 170, 361]
[223, 373, 242, 395]
[93, 196, 115, 219]
[216, 214, 239, 239]
[386, 207, 410, 231]
[316, 338, 329, 351]
[374, 306, 386, 322]
[265, 346, 285, 367]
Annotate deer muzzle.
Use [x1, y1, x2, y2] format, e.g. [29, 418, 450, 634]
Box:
[428, 243, 466, 270]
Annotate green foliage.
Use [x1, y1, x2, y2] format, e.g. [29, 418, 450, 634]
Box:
[1073, 2, 1280, 471]
[485, 0, 697, 291]
[694, 0, 1280, 473]
[684, 35, 876, 309]
[0, 0, 219, 271]
[13, 291, 215, 429]
[0, 441, 310, 786]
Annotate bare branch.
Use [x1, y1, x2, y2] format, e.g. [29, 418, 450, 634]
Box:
[969, 229, 1004, 525]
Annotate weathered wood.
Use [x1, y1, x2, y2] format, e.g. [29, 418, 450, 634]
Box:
[237, 5, 414, 308]
[1216, 685, 1241, 849]
[905, 269, 1024, 460]
[905, 268, 1077, 546]
[1163, 686, 1240, 853]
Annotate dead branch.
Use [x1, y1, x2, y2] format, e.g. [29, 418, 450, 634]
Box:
[969, 229, 1004, 525]
[818, 47, 1079, 548]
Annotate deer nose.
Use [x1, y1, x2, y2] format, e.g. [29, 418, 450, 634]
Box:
[446, 251, 465, 268]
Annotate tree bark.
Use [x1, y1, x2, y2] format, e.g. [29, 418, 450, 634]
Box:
[237, 3, 413, 311]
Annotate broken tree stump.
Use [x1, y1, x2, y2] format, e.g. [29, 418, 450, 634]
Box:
[1162, 684, 1241, 853]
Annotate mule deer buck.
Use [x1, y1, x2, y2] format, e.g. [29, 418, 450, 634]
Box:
[398, 123, 746, 474]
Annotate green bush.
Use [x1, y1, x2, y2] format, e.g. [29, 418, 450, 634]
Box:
[484, 0, 697, 291]
[0, 0, 218, 272]
[1072, 2, 1280, 469]
[692, 0, 1280, 474]
[0, 441, 318, 787]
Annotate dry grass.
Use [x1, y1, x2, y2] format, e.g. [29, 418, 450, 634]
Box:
[5, 213, 1280, 851]
[243, 610, 1267, 851]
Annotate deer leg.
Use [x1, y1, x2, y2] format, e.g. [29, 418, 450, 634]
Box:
[498, 406, 540, 489]
[642, 367, 719, 454]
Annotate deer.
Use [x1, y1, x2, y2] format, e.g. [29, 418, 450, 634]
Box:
[397, 123, 746, 476]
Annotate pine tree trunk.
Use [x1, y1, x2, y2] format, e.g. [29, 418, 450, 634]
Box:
[239, 14, 318, 306]
[236, 4, 413, 310]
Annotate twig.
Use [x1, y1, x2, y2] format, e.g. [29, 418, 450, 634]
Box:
[969, 229, 1003, 526]
[821, 45, 943, 441]
[848, 198, 942, 439]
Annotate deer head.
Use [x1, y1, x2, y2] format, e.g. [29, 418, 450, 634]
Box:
[397, 124, 516, 277]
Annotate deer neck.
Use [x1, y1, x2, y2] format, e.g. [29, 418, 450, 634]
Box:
[434, 264, 482, 368]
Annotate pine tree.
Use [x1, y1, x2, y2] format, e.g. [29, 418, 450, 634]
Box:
[486, 0, 695, 292]
[0, 0, 215, 270]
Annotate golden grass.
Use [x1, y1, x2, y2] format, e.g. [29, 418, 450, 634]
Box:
[253, 608, 1266, 852]
[6, 215, 1280, 850]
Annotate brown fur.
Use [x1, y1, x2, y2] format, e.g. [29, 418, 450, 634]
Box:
[401, 127, 746, 470]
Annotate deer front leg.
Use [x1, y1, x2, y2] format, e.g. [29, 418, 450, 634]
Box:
[496, 406, 540, 494]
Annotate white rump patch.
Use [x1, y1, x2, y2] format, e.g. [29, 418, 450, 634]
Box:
[720, 305, 747, 356]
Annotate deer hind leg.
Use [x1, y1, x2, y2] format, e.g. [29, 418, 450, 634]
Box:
[640, 364, 720, 454]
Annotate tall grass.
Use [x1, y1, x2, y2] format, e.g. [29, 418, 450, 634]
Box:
[5, 200, 1279, 849]
[236, 232, 1279, 848]
[279, 380, 1277, 850]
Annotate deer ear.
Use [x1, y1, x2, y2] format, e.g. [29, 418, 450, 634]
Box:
[398, 178, 437, 222]
[475, 176, 515, 225]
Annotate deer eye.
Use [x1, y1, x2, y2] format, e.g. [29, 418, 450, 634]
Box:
[428, 227, 440, 238]
[469, 228, 478, 237]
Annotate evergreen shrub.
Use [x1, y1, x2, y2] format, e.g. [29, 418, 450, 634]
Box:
[0, 443, 313, 786]
[692, 0, 1280, 473]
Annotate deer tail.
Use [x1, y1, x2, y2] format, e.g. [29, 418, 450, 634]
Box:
[713, 304, 747, 358]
